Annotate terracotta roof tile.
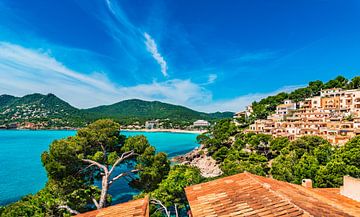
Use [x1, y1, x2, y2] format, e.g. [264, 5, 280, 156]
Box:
[75, 196, 149, 217]
[185, 172, 360, 217]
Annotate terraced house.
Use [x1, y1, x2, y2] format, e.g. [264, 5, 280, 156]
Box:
[246, 88, 360, 144]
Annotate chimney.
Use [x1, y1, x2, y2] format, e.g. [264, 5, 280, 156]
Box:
[302, 179, 312, 188]
[340, 176, 360, 202]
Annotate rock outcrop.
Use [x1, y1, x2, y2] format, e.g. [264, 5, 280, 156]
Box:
[172, 145, 223, 178]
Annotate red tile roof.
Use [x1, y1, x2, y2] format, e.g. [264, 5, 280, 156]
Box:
[75, 196, 149, 217]
[185, 172, 360, 217]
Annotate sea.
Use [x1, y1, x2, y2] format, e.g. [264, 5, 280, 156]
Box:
[0, 130, 199, 206]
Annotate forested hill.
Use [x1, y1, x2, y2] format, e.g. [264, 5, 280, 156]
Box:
[0, 93, 85, 127]
[84, 99, 234, 123]
[0, 94, 234, 127]
[250, 75, 360, 120]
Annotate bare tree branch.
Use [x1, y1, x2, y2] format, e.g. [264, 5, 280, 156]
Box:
[108, 173, 127, 186]
[58, 205, 80, 215]
[75, 163, 96, 176]
[92, 198, 100, 210]
[154, 207, 162, 214]
[82, 159, 108, 173]
[108, 169, 139, 186]
[108, 151, 137, 175]
[151, 199, 170, 217]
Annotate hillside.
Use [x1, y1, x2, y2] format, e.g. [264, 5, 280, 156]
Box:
[0, 94, 18, 109]
[84, 99, 233, 123]
[250, 75, 360, 120]
[0, 94, 234, 128]
[0, 93, 86, 127]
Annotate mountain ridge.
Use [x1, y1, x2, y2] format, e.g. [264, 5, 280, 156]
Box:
[84, 98, 233, 121]
[0, 93, 234, 127]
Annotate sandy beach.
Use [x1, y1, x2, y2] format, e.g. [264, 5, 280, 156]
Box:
[121, 128, 206, 134]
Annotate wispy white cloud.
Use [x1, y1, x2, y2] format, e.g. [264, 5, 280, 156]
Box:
[0, 42, 117, 93]
[192, 85, 304, 112]
[0, 42, 303, 112]
[144, 32, 168, 77]
[123, 79, 210, 106]
[105, 0, 115, 15]
[230, 51, 278, 63]
[89, 1, 169, 78]
[206, 74, 217, 84]
[0, 42, 203, 108]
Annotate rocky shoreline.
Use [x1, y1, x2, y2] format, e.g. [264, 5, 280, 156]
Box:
[172, 145, 223, 178]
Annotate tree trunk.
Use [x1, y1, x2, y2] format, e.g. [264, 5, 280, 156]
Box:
[99, 174, 109, 208]
[175, 204, 179, 217]
[82, 151, 136, 210]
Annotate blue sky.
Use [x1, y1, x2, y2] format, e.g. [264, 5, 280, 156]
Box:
[0, 0, 359, 112]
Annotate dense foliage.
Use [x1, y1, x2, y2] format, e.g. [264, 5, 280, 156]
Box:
[250, 75, 360, 120]
[136, 165, 204, 217]
[0, 119, 170, 217]
[270, 136, 360, 187]
[197, 119, 238, 156]
[199, 119, 360, 188]
[123, 136, 170, 192]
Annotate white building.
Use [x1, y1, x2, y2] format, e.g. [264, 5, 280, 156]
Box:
[320, 88, 343, 97]
[311, 96, 321, 108]
[275, 100, 297, 118]
[340, 176, 360, 202]
[245, 105, 253, 118]
[145, 120, 159, 129]
[193, 120, 210, 127]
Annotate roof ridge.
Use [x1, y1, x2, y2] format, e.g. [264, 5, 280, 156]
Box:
[291, 184, 360, 217]
[142, 196, 149, 216]
[245, 172, 314, 217]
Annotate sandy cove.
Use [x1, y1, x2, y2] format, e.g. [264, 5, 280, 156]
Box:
[121, 128, 207, 134]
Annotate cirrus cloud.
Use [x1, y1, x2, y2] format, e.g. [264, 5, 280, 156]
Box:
[0, 41, 302, 112]
[144, 32, 168, 77]
[0, 42, 204, 108]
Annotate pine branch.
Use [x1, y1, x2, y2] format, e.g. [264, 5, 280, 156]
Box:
[58, 205, 80, 215]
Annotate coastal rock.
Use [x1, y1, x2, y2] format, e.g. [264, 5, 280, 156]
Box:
[173, 145, 223, 178]
[188, 155, 223, 178]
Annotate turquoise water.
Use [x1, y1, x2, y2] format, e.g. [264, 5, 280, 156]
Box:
[0, 130, 199, 206]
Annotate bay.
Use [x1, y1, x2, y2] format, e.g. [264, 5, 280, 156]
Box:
[0, 130, 199, 206]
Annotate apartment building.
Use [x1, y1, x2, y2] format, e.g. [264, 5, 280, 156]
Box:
[246, 88, 360, 144]
[321, 96, 340, 110]
[299, 96, 321, 109]
[275, 99, 297, 120]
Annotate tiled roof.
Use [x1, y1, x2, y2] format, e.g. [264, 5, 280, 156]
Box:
[185, 172, 360, 217]
[75, 196, 149, 217]
[277, 104, 295, 108]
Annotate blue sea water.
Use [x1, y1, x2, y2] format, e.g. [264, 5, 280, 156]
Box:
[0, 130, 199, 206]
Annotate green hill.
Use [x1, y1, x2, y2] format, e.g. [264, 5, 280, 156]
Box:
[0, 94, 234, 127]
[0, 93, 86, 127]
[84, 99, 233, 123]
[0, 94, 18, 109]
